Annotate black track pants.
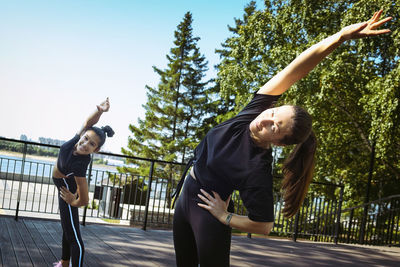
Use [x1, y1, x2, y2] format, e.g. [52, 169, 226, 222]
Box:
[173, 175, 233, 267]
[53, 177, 84, 267]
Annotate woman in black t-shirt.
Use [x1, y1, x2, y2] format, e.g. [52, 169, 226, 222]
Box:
[173, 10, 392, 267]
[52, 98, 114, 267]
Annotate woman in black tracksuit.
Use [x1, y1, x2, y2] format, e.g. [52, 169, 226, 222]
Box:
[52, 98, 114, 267]
[173, 10, 391, 267]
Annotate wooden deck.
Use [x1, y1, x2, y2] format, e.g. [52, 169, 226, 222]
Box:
[1, 215, 399, 267]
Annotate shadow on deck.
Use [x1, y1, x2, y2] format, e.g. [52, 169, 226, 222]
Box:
[1, 215, 399, 267]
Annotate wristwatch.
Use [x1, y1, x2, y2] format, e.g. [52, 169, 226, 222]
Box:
[225, 213, 233, 226]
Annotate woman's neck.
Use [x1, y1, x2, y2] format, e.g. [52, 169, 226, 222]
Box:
[249, 128, 271, 149]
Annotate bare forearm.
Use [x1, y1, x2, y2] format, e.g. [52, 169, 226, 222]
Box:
[284, 31, 344, 83]
[84, 108, 104, 129]
[218, 212, 273, 235]
[197, 190, 273, 235]
[261, 31, 344, 95]
[69, 197, 88, 207]
[81, 98, 110, 132]
[259, 11, 391, 96]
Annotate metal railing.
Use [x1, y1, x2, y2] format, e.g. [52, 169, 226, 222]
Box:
[338, 194, 400, 246]
[0, 137, 186, 230]
[265, 182, 345, 244]
[1, 137, 398, 246]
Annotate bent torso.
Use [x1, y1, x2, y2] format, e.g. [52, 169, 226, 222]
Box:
[52, 165, 68, 179]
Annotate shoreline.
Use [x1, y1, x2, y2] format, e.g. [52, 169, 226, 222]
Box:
[0, 150, 57, 162]
[0, 150, 119, 170]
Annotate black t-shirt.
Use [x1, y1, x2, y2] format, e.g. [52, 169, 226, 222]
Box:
[193, 94, 281, 222]
[56, 134, 91, 177]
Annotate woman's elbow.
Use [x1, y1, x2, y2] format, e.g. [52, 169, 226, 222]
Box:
[263, 222, 274, 235]
[79, 197, 89, 207]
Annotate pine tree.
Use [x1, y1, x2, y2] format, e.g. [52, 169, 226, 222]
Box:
[120, 12, 209, 181]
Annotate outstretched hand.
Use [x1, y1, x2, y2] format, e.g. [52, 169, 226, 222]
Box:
[97, 97, 110, 112]
[197, 189, 231, 223]
[340, 10, 392, 41]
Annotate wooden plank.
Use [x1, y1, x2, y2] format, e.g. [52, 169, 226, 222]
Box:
[87, 224, 175, 266]
[0, 216, 18, 266]
[45, 220, 103, 267]
[30, 220, 62, 265]
[86, 224, 152, 266]
[16, 219, 47, 267]
[80, 226, 129, 267]
[5, 217, 32, 267]
[23, 219, 58, 266]
[113, 226, 176, 255]
[2, 215, 400, 267]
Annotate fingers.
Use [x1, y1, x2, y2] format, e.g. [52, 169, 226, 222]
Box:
[60, 187, 75, 203]
[198, 190, 213, 205]
[369, 9, 383, 22]
[197, 202, 211, 211]
[60, 189, 66, 200]
[197, 189, 230, 221]
[368, 9, 391, 27]
[359, 11, 392, 38]
[369, 29, 392, 36]
[199, 189, 212, 199]
[371, 16, 392, 29]
[198, 194, 212, 207]
[198, 189, 229, 209]
[60, 186, 69, 193]
[60, 186, 70, 197]
[371, 10, 381, 22]
[100, 97, 110, 111]
[212, 190, 222, 200]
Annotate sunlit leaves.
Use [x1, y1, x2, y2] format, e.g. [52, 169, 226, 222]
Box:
[216, 0, 399, 204]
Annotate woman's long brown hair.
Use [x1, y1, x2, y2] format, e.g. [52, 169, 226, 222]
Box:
[279, 106, 317, 218]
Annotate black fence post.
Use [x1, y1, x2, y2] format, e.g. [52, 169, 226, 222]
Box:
[388, 198, 397, 245]
[346, 209, 354, 243]
[15, 143, 28, 221]
[293, 211, 300, 242]
[82, 159, 93, 226]
[334, 185, 344, 244]
[360, 205, 369, 244]
[360, 142, 375, 244]
[143, 161, 155, 231]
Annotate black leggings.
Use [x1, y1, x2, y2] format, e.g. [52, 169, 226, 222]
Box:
[53, 177, 84, 267]
[173, 175, 234, 267]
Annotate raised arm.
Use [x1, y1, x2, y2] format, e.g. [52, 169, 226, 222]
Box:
[78, 97, 110, 135]
[258, 10, 392, 96]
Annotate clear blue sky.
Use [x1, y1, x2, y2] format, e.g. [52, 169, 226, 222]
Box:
[0, 0, 264, 153]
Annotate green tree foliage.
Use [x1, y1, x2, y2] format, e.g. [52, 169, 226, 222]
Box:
[120, 12, 210, 183]
[215, 0, 399, 206]
[211, 1, 259, 124]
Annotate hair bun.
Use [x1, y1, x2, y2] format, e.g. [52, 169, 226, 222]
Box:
[101, 125, 115, 137]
